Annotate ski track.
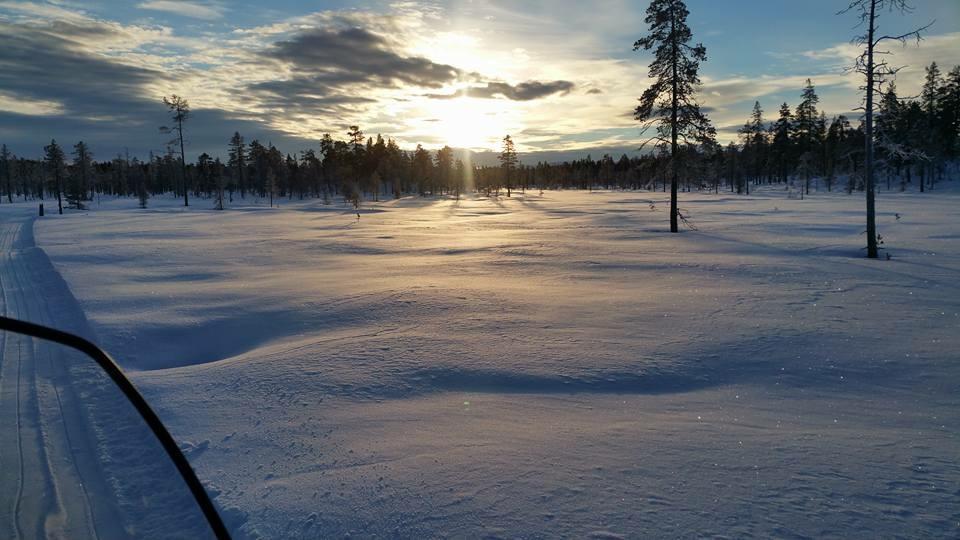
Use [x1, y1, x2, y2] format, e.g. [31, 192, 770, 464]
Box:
[0, 212, 128, 539]
[2, 212, 94, 538]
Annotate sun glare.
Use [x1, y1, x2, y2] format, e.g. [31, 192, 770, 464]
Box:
[425, 97, 511, 150]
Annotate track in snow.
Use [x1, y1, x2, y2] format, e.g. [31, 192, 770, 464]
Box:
[0, 212, 128, 539]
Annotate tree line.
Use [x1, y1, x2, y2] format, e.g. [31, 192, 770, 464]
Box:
[3, 63, 955, 215]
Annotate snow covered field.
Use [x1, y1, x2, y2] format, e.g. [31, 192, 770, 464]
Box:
[19, 187, 960, 537]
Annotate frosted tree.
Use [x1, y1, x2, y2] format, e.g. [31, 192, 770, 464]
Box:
[840, 0, 931, 258]
[634, 0, 715, 232]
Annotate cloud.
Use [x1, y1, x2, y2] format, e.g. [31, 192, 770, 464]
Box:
[799, 31, 960, 95]
[138, 1, 224, 20]
[0, 1, 89, 22]
[428, 80, 576, 101]
[0, 91, 64, 116]
[264, 25, 461, 89]
[0, 21, 166, 119]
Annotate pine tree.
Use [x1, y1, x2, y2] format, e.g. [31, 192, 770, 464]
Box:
[634, 0, 715, 232]
[738, 101, 766, 193]
[941, 66, 960, 160]
[920, 62, 942, 188]
[825, 115, 852, 192]
[770, 103, 795, 184]
[435, 145, 454, 195]
[794, 80, 821, 194]
[228, 132, 246, 199]
[875, 83, 908, 189]
[137, 158, 150, 209]
[0, 144, 12, 203]
[248, 140, 268, 198]
[454, 159, 466, 199]
[43, 139, 66, 214]
[498, 135, 518, 197]
[69, 141, 92, 209]
[412, 144, 432, 196]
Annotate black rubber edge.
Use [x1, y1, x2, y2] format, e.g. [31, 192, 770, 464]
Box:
[0, 315, 231, 540]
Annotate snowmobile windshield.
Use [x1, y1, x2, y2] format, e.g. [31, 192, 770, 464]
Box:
[0, 321, 225, 539]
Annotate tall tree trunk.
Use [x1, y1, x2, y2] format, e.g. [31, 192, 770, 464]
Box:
[864, 0, 878, 258]
[670, 9, 679, 233]
[56, 174, 63, 214]
[179, 120, 189, 207]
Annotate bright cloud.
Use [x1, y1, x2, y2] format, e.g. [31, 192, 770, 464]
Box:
[138, 0, 224, 20]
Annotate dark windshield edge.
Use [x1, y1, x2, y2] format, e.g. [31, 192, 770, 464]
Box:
[0, 315, 231, 540]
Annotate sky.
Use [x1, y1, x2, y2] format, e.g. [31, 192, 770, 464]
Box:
[1, 0, 958, 162]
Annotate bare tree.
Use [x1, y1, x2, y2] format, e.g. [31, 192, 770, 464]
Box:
[161, 94, 191, 207]
[840, 0, 932, 258]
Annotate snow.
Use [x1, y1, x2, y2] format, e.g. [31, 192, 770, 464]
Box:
[0, 207, 211, 538]
[18, 186, 960, 537]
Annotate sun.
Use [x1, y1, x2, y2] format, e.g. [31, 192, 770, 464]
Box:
[424, 97, 511, 150]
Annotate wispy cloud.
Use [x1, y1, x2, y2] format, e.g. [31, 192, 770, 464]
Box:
[138, 0, 224, 20]
[427, 80, 576, 101]
[0, 0, 89, 21]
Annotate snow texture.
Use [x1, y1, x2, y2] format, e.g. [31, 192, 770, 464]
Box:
[12, 187, 960, 537]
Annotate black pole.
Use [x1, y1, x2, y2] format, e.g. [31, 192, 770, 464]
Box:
[0, 316, 230, 539]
